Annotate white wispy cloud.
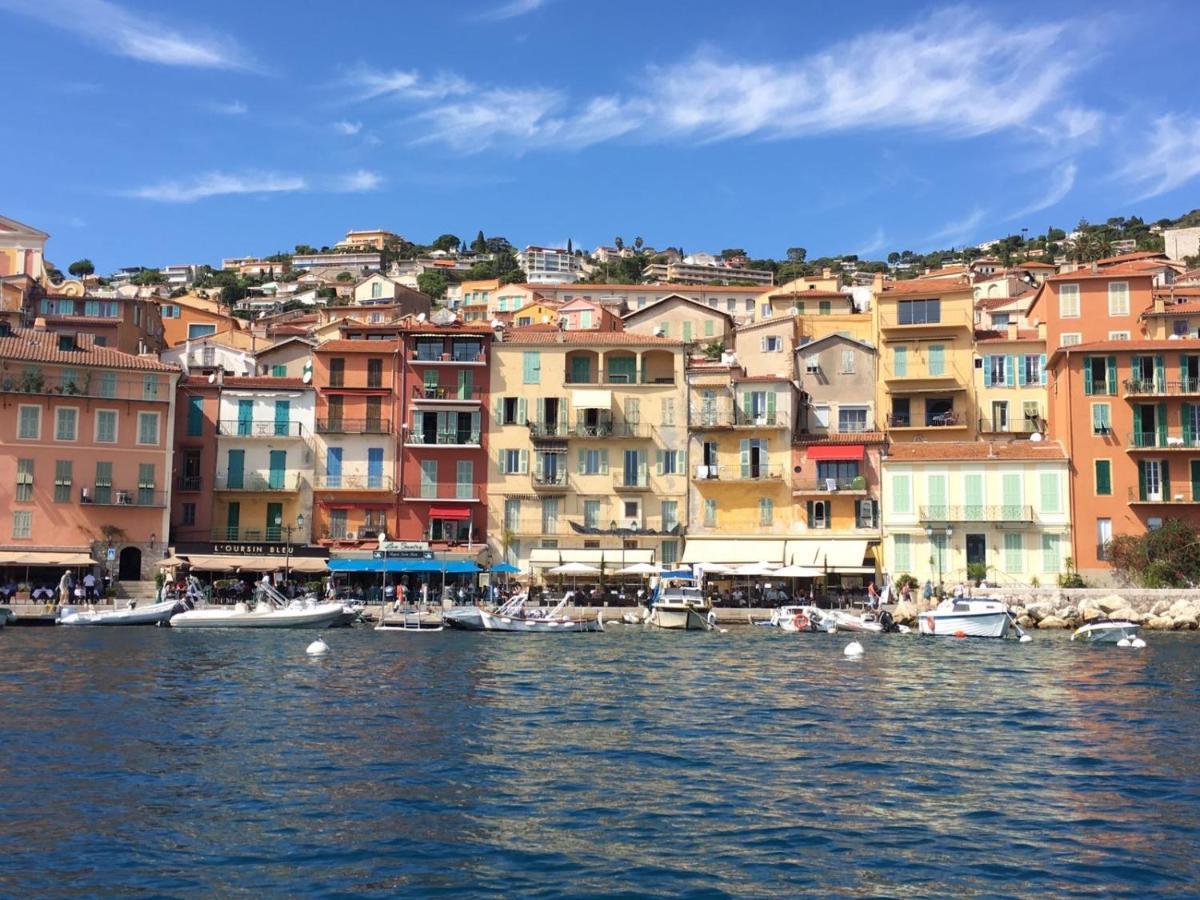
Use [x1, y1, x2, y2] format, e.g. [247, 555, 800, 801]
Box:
[329, 169, 383, 192]
[1118, 114, 1200, 199]
[334, 120, 363, 135]
[206, 100, 248, 116]
[925, 208, 988, 247]
[126, 172, 308, 203]
[1009, 161, 1077, 220]
[477, 0, 551, 21]
[366, 7, 1099, 153]
[857, 227, 889, 257]
[0, 0, 257, 70]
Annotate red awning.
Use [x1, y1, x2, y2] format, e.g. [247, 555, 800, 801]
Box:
[807, 444, 865, 461]
[430, 507, 471, 520]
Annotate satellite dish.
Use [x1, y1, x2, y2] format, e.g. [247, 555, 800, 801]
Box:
[416, 313, 426, 322]
[207, 372, 217, 384]
[302, 370, 312, 383]
[490, 318, 502, 328]
[1029, 432, 1044, 442]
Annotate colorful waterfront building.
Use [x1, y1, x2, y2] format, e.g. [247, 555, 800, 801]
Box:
[0, 325, 179, 580]
[873, 276, 977, 440]
[880, 442, 1071, 588]
[621, 294, 735, 346]
[488, 329, 685, 574]
[973, 323, 1048, 437]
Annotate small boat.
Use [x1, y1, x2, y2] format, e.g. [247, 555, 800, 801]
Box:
[58, 597, 187, 626]
[375, 608, 445, 632]
[170, 593, 344, 630]
[829, 608, 910, 634]
[647, 581, 714, 631]
[772, 605, 837, 633]
[476, 593, 602, 633]
[918, 597, 1012, 639]
[1072, 619, 1140, 644]
[0, 606, 13, 627]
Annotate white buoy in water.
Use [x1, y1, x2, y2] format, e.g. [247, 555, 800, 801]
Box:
[1019, 634, 1033, 644]
[306, 638, 329, 656]
[1131, 637, 1147, 649]
[844, 640, 864, 658]
[1117, 637, 1131, 648]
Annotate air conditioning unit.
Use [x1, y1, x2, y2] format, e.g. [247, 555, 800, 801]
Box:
[345, 530, 357, 541]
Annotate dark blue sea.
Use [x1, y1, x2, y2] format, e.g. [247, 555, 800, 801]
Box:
[1, 625, 1197, 897]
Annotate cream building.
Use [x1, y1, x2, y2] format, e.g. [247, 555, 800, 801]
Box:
[487, 330, 687, 574]
[974, 325, 1048, 437]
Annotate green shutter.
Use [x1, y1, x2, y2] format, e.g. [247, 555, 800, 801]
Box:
[1007, 355, 1017, 387]
[1039, 354, 1047, 385]
[1155, 355, 1166, 392]
[928, 345, 944, 376]
[894, 346, 907, 377]
[806, 501, 815, 528]
[1158, 402, 1168, 448]
[740, 439, 750, 478]
[1002, 473, 1021, 517]
[1138, 460, 1147, 501]
[1107, 356, 1118, 396]
[600, 449, 609, 475]
[964, 474, 983, 520]
[1083, 359, 1094, 396]
[927, 475, 946, 518]
[1163, 460, 1171, 499]
[1095, 460, 1112, 496]
[1191, 460, 1200, 502]
[766, 391, 776, 422]
[1184, 403, 1193, 444]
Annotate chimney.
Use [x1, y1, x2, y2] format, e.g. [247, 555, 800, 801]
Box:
[33, 316, 47, 331]
[1007, 322, 1018, 341]
[822, 267, 832, 280]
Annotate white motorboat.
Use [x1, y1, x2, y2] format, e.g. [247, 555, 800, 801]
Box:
[829, 608, 910, 635]
[170, 595, 344, 629]
[375, 608, 445, 632]
[1072, 620, 1140, 643]
[772, 605, 837, 633]
[918, 597, 1012, 639]
[647, 582, 714, 631]
[58, 597, 187, 626]
[475, 592, 602, 633]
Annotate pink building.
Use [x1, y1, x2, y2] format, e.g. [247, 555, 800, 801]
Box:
[0, 325, 179, 585]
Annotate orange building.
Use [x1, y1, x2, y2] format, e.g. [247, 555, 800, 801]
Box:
[159, 295, 244, 347]
[0, 325, 178, 583]
[33, 293, 165, 354]
[1028, 264, 1155, 350]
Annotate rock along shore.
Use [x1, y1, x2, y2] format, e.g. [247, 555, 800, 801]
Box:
[891, 589, 1200, 631]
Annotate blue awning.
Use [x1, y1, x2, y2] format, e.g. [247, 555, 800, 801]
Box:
[328, 559, 480, 574]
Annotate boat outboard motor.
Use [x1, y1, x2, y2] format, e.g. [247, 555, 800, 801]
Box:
[879, 609, 900, 633]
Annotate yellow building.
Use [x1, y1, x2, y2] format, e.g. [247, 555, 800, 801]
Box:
[460, 279, 501, 322]
[1141, 289, 1200, 338]
[488, 330, 687, 575]
[509, 300, 562, 327]
[974, 324, 1048, 437]
[873, 276, 978, 440]
[0, 214, 47, 281]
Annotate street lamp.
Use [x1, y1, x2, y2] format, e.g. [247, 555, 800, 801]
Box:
[276, 513, 305, 585]
[924, 524, 953, 594]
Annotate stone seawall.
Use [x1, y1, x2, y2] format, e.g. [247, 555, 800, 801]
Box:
[892, 589, 1200, 631]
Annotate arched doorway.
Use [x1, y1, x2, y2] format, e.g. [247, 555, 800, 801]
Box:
[118, 546, 142, 581]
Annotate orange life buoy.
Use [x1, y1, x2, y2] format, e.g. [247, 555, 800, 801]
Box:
[925, 615, 936, 633]
[792, 612, 810, 631]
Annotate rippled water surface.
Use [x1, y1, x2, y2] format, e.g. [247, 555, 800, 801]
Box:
[1, 625, 1198, 897]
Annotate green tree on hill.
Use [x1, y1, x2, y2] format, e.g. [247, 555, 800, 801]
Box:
[68, 258, 94, 278]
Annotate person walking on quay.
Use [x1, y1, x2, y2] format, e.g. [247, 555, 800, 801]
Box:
[922, 579, 933, 605]
[57, 569, 74, 608]
[83, 571, 97, 602]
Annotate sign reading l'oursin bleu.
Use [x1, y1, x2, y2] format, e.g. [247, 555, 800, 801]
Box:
[175, 542, 329, 558]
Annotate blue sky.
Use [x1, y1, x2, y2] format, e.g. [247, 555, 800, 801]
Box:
[3, 0, 1200, 272]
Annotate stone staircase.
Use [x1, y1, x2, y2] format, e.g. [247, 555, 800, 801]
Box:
[115, 580, 161, 603]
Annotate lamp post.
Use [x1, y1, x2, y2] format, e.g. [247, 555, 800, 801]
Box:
[924, 524, 953, 594]
[276, 513, 305, 586]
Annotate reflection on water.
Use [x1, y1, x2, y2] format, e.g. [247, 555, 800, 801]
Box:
[0, 628, 1197, 896]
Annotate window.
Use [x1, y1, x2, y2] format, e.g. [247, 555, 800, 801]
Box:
[419, 460, 437, 498]
[455, 460, 474, 499]
[703, 498, 717, 527]
[141, 375, 159, 401]
[759, 306, 772, 319]
[500, 448, 528, 474]
[55, 408, 78, 441]
[583, 500, 601, 530]
[819, 300, 832, 316]
[16, 459, 33, 502]
[893, 534, 912, 571]
[95, 409, 118, 443]
[1058, 284, 1080, 318]
[579, 449, 607, 475]
[187, 323, 216, 340]
[18, 405, 40, 439]
[927, 345, 945, 377]
[1061, 333, 1082, 347]
[1174, 319, 1190, 337]
[504, 498, 522, 533]
[500, 397, 526, 426]
[661, 398, 676, 426]
[704, 320, 715, 338]
[95, 462, 112, 504]
[760, 497, 774, 526]
[856, 498, 877, 529]
[661, 500, 678, 532]
[761, 335, 782, 352]
[1108, 331, 1130, 341]
[658, 450, 683, 475]
[54, 460, 72, 502]
[367, 358, 383, 388]
[818, 460, 860, 483]
[807, 500, 829, 529]
[805, 354, 820, 374]
[891, 473, 912, 514]
[137, 412, 159, 445]
[838, 407, 868, 433]
[1022, 354, 1045, 386]
[329, 358, 345, 387]
[271, 364, 287, 377]
[182, 503, 196, 526]
[992, 313, 1010, 327]
[1148, 517, 1163, 531]
[1039, 471, 1061, 514]
[186, 396, 204, 436]
[1091, 404, 1111, 435]
[12, 511, 32, 539]
[1042, 534, 1061, 574]
[893, 346, 907, 377]
[1108, 282, 1130, 316]
[1003, 533, 1024, 574]
[661, 540, 679, 565]
[987, 355, 1008, 386]
[840, 350, 855, 374]
[523, 351, 541, 384]
[897, 298, 940, 325]
[1096, 518, 1112, 560]
[745, 299, 754, 312]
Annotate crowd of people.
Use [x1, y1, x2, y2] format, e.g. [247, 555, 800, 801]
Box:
[0, 569, 108, 605]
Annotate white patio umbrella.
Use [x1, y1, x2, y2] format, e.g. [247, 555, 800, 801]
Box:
[549, 562, 601, 575]
[616, 562, 662, 575]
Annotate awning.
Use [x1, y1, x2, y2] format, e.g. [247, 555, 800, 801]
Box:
[0, 550, 95, 566]
[328, 559, 480, 574]
[288, 557, 329, 573]
[158, 555, 188, 568]
[786, 539, 872, 570]
[571, 389, 612, 409]
[528, 548, 654, 567]
[806, 444, 864, 461]
[430, 506, 471, 520]
[681, 539, 784, 566]
[185, 554, 282, 572]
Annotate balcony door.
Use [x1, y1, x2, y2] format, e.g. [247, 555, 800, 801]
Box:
[274, 400, 290, 436]
[225, 502, 240, 541]
[326, 447, 343, 488]
[966, 534, 986, 568]
[237, 399, 253, 436]
[227, 449, 244, 490]
[268, 450, 286, 489]
[266, 502, 283, 541]
[368, 447, 384, 489]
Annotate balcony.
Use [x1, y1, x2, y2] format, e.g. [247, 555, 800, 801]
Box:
[503, 515, 684, 537]
[529, 422, 570, 441]
[613, 470, 651, 491]
[885, 363, 970, 387]
[1124, 378, 1200, 398]
[404, 429, 482, 447]
[887, 412, 968, 431]
[217, 420, 307, 438]
[0, 372, 170, 402]
[410, 347, 487, 365]
[208, 527, 304, 543]
[692, 464, 785, 482]
[313, 474, 395, 491]
[792, 476, 868, 496]
[1126, 432, 1200, 450]
[690, 405, 785, 429]
[316, 418, 391, 435]
[918, 505, 1036, 524]
[79, 487, 168, 508]
[316, 527, 387, 543]
[214, 470, 306, 492]
[324, 379, 392, 392]
[411, 385, 483, 403]
[176, 475, 203, 492]
[1128, 486, 1200, 504]
[878, 308, 973, 333]
[978, 416, 1042, 435]
[402, 484, 481, 502]
[531, 471, 569, 490]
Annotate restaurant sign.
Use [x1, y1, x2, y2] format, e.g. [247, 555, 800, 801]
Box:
[373, 539, 432, 560]
[176, 542, 329, 558]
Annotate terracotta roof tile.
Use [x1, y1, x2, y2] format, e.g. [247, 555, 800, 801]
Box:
[1048, 264, 1158, 281]
[1095, 250, 1168, 266]
[501, 329, 680, 346]
[767, 289, 852, 300]
[221, 376, 310, 389]
[794, 431, 886, 445]
[974, 328, 1042, 342]
[315, 339, 401, 352]
[0, 327, 177, 372]
[885, 441, 1066, 461]
[880, 276, 973, 295]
